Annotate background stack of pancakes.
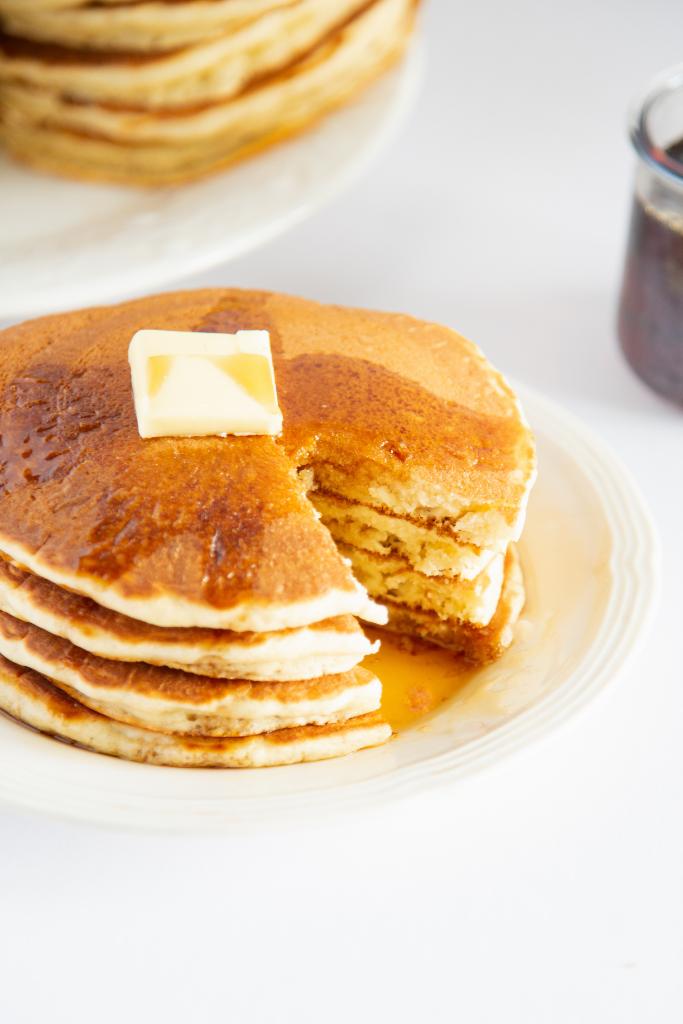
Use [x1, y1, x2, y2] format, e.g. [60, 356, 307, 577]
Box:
[0, 289, 535, 768]
[0, 0, 417, 185]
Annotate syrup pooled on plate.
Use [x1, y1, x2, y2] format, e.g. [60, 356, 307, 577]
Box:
[366, 629, 478, 731]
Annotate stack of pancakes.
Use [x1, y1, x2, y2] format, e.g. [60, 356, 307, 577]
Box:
[0, 289, 535, 768]
[0, 0, 417, 185]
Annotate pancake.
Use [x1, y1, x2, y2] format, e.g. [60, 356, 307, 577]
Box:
[337, 544, 506, 628]
[0, 0, 371, 109]
[381, 546, 526, 662]
[0, 610, 381, 736]
[0, 558, 377, 680]
[310, 489, 500, 580]
[0, 655, 391, 767]
[277, 309, 536, 556]
[0, 301, 387, 632]
[0, 288, 535, 764]
[0, 0, 417, 185]
[0, 416, 380, 633]
[0, 1, 298, 53]
[0, 288, 534, 644]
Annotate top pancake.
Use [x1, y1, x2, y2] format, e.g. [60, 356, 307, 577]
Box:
[0, 0, 295, 53]
[0, 289, 535, 629]
[0, 0, 371, 109]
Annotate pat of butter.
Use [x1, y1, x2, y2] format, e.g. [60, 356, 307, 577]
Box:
[128, 329, 283, 439]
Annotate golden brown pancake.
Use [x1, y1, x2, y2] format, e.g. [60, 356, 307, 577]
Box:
[0, 289, 534, 642]
[0, 299, 382, 632]
[381, 546, 526, 663]
[0, 0, 299, 54]
[0, 0, 371, 109]
[0, 0, 417, 185]
[0, 557, 376, 680]
[0, 288, 536, 765]
[0, 609, 382, 736]
[0, 654, 391, 767]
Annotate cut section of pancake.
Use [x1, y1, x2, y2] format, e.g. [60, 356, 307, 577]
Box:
[0, 0, 371, 109]
[0, 0, 416, 185]
[310, 490, 500, 579]
[0, 0, 298, 53]
[274, 306, 536, 556]
[0, 655, 391, 767]
[0, 559, 376, 680]
[338, 544, 506, 628]
[0, 610, 381, 736]
[380, 546, 526, 663]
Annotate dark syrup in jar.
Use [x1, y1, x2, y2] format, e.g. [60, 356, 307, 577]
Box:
[618, 139, 683, 406]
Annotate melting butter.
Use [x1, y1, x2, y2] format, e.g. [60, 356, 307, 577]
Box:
[129, 329, 282, 439]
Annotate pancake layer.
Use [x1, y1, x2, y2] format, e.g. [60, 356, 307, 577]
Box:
[0, 559, 377, 680]
[0, 1, 298, 53]
[0, 656, 391, 768]
[0, 610, 381, 736]
[0, 0, 370, 109]
[337, 544, 506, 628]
[382, 547, 526, 662]
[0, 0, 418, 185]
[310, 489, 499, 580]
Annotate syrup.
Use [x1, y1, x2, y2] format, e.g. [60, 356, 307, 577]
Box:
[366, 628, 477, 731]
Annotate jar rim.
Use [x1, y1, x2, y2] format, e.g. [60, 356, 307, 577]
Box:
[631, 63, 683, 186]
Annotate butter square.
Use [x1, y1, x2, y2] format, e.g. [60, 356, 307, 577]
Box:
[128, 329, 283, 439]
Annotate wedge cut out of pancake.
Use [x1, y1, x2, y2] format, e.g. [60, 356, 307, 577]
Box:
[0, 559, 376, 681]
[0, 655, 391, 767]
[0, 610, 382, 737]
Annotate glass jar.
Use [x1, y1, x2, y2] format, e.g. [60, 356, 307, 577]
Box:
[618, 65, 683, 407]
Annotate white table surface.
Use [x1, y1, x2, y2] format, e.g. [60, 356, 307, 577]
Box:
[2, 2, 682, 1021]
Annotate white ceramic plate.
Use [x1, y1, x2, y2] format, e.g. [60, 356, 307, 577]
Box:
[0, 47, 421, 324]
[0, 387, 659, 831]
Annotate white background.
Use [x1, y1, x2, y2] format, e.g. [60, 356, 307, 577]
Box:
[2, 1, 683, 1021]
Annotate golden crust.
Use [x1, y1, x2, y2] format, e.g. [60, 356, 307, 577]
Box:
[0, 557, 358, 649]
[0, 607, 382, 735]
[0, 0, 297, 54]
[0, 608, 373, 706]
[0, 289, 534, 632]
[0, 295, 360, 628]
[0, 654, 391, 767]
[0, 0, 417, 186]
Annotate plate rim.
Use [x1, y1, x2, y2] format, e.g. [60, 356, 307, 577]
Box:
[0, 385, 661, 831]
